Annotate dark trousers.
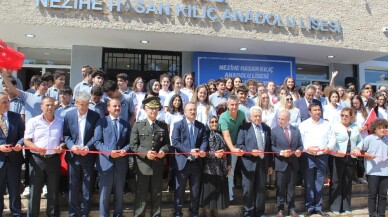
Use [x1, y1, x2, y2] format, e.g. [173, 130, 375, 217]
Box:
[241, 160, 266, 217]
[356, 157, 365, 178]
[329, 156, 355, 212]
[367, 175, 388, 217]
[303, 154, 328, 212]
[68, 159, 95, 217]
[134, 166, 163, 217]
[174, 161, 202, 217]
[98, 161, 128, 217]
[28, 154, 60, 217]
[0, 158, 22, 217]
[275, 166, 297, 212]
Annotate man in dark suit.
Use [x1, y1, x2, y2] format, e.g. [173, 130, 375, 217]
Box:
[171, 102, 208, 217]
[0, 92, 24, 217]
[271, 110, 303, 217]
[131, 96, 170, 217]
[63, 91, 100, 217]
[94, 98, 131, 217]
[236, 106, 273, 217]
[294, 85, 322, 122]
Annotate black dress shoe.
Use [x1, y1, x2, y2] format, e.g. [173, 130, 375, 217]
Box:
[289, 210, 299, 217]
[316, 210, 329, 216]
[304, 210, 315, 217]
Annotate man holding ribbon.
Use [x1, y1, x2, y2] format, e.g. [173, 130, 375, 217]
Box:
[171, 102, 208, 217]
[236, 106, 273, 217]
[298, 102, 336, 216]
[130, 96, 169, 217]
[24, 97, 65, 217]
[271, 110, 303, 217]
[0, 92, 24, 217]
[94, 98, 131, 217]
[63, 91, 100, 217]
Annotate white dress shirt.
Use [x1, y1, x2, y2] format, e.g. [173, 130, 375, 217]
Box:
[298, 118, 336, 154]
[24, 114, 64, 155]
[323, 103, 343, 125]
[75, 111, 87, 147]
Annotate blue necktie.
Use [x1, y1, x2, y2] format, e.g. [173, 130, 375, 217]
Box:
[189, 123, 195, 148]
[113, 119, 118, 141]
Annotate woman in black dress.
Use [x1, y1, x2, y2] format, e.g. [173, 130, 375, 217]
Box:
[200, 116, 231, 217]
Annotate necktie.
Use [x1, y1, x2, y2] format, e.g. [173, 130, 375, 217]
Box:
[0, 114, 7, 137]
[256, 125, 264, 159]
[151, 122, 155, 132]
[113, 119, 118, 140]
[189, 123, 195, 148]
[284, 127, 290, 144]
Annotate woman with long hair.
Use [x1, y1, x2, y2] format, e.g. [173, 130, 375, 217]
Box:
[374, 92, 388, 120]
[351, 95, 369, 184]
[163, 76, 189, 111]
[256, 92, 276, 129]
[266, 81, 278, 105]
[232, 77, 242, 94]
[329, 107, 362, 215]
[164, 94, 185, 192]
[225, 77, 234, 93]
[191, 85, 216, 125]
[200, 115, 230, 217]
[207, 81, 217, 95]
[323, 90, 343, 124]
[132, 77, 146, 111]
[283, 76, 299, 101]
[159, 73, 171, 97]
[336, 86, 348, 106]
[276, 93, 301, 127]
[181, 72, 195, 100]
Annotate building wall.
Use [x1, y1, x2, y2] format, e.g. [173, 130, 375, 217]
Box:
[1, 0, 387, 53]
[70, 45, 102, 87]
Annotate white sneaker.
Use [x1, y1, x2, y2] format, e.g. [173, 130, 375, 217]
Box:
[357, 178, 368, 184]
[42, 185, 48, 198]
[22, 186, 30, 197]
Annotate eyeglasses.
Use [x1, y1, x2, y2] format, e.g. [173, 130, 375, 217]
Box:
[340, 114, 350, 118]
[262, 97, 269, 99]
[286, 98, 293, 101]
[210, 121, 218, 123]
[378, 98, 385, 101]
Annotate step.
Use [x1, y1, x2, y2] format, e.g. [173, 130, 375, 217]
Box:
[3, 184, 373, 216]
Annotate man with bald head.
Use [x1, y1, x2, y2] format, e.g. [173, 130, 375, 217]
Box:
[271, 110, 303, 217]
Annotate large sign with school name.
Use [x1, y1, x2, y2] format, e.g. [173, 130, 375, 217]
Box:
[193, 52, 295, 85]
[36, 0, 342, 33]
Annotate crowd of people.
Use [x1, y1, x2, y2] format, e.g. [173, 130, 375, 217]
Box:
[0, 65, 387, 217]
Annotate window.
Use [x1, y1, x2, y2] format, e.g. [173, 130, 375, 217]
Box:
[295, 64, 329, 86]
[102, 48, 181, 85]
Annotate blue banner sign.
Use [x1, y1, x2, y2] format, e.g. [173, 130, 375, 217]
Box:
[193, 52, 296, 85]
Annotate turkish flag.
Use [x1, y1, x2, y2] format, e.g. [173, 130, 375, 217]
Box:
[364, 109, 377, 134]
[0, 40, 24, 70]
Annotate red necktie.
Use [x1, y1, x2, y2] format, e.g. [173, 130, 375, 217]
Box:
[284, 127, 290, 144]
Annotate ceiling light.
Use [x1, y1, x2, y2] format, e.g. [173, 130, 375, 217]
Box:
[140, 40, 149, 44]
[297, 67, 303, 70]
[43, 52, 50, 55]
[327, 55, 335, 59]
[240, 47, 247, 51]
[25, 34, 35, 38]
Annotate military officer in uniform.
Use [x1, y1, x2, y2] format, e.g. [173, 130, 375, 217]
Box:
[131, 96, 170, 217]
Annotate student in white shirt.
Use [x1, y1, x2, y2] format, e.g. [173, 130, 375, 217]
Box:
[323, 90, 343, 125]
[256, 92, 276, 129]
[163, 76, 189, 111]
[181, 72, 195, 101]
[191, 84, 216, 125]
[276, 93, 301, 128]
[132, 77, 146, 112]
[159, 73, 171, 98]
